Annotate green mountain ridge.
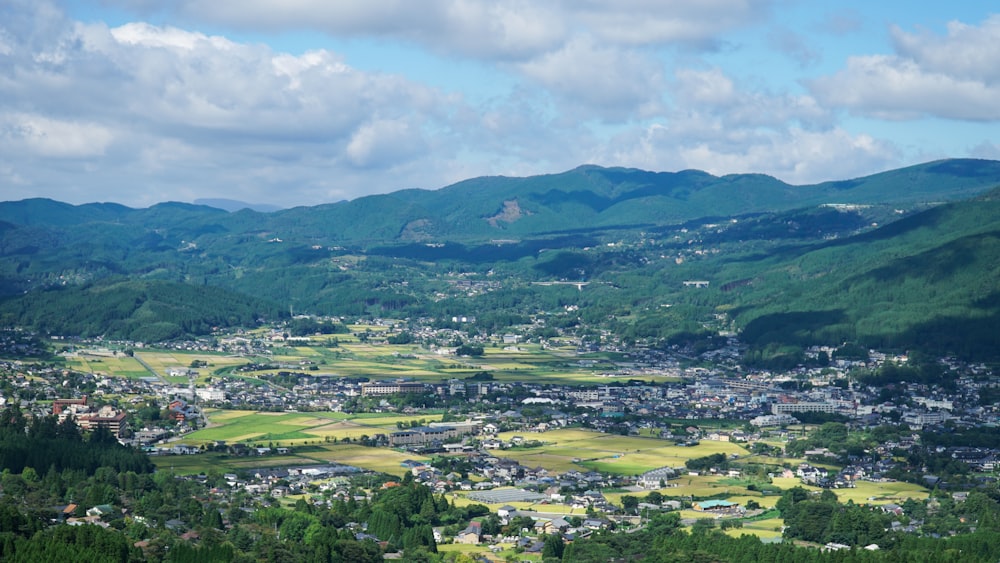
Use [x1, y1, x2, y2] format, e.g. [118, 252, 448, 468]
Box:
[2, 158, 1000, 359]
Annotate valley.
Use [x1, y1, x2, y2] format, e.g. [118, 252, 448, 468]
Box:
[2, 159, 1000, 561]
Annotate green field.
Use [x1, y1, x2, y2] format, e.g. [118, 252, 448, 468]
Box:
[152, 442, 428, 477]
[58, 336, 691, 387]
[180, 409, 447, 447]
[62, 354, 150, 378]
[494, 429, 749, 475]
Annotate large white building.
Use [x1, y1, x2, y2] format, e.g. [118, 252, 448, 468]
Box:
[772, 402, 837, 415]
[196, 387, 226, 401]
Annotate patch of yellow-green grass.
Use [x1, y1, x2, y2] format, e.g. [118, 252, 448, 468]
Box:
[678, 509, 709, 521]
[603, 476, 746, 507]
[725, 495, 780, 509]
[307, 422, 384, 442]
[834, 480, 929, 505]
[660, 475, 747, 498]
[765, 476, 926, 505]
[492, 428, 750, 476]
[728, 517, 785, 540]
[449, 494, 584, 518]
[181, 411, 333, 445]
[64, 354, 151, 378]
[151, 452, 319, 475]
[203, 408, 256, 421]
[305, 444, 429, 476]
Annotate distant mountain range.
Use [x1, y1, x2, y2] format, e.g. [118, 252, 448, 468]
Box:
[193, 198, 283, 213]
[1, 158, 999, 362]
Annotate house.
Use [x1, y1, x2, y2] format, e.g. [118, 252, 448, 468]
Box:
[497, 505, 517, 519]
[881, 503, 904, 516]
[455, 521, 481, 545]
[692, 500, 739, 512]
[86, 505, 116, 518]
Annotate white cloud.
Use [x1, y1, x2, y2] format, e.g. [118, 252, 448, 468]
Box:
[607, 123, 898, 185]
[571, 0, 771, 46]
[809, 15, 1000, 121]
[673, 67, 830, 129]
[891, 16, 1000, 84]
[0, 3, 463, 205]
[346, 118, 428, 168]
[517, 37, 665, 121]
[0, 1, 952, 208]
[103, 0, 768, 58]
[1, 114, 114, 157]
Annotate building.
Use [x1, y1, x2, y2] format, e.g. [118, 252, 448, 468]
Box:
[361, 381, 426, 396]
[772, 402, 837, 415]
[75, 406, 128, 438]
[692, 500, 740, 512]
[389, 426, 458, 447]
[638, 466, 675, 489]
[750, 414, 800, 427]
[195, 387, 226, 401]
[52, 396, 88, 415]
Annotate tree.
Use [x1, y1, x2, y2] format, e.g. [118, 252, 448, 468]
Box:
[542, 533, 564, 559]
[621, 495, 639, 514]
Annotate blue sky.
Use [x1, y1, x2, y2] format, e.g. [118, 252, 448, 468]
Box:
[2, 0, 998, 207]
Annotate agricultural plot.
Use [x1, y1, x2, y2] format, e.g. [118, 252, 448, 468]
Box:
[494, 429, 749, 476]
[303, 444, 429, 476]
[182, 412, 335, 445]
[151, 452, 320, 475]
[767, 477, 928, 506]
[182, 410, 448, 447]
[135, 351, 244, 383]
[63, 354, 150, 378]
[729, 517, 784, 540]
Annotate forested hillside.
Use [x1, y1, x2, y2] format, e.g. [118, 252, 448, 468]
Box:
[1, 159, 999, 360]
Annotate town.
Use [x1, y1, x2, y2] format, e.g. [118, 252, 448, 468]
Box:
[1, 318, 997, 559]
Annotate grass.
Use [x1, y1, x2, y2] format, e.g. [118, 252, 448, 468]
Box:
[180, 410, 450, 447]
[151, 452, 321, 475]
[137, 337, 688, 386]
[62, 354, 150, 378]
[727, 517, 785, 540]
[491, 429, 750, 476]
[303, 444, 427, 476]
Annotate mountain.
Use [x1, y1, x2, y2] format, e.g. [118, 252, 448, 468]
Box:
[717, 195, 1000, 361]
[251, 158, 1000, 242]
[1, 158, 1000, 358]
[193, 198, 284, 213]
[4, 159, 1000, 243]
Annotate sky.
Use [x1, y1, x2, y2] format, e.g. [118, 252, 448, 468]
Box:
[1, 0, 998, 208]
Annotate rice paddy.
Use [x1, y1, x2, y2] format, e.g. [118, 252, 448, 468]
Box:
[179, 409, 447, 447]
[494, 428, 749, 475]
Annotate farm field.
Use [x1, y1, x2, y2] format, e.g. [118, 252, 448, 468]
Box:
[302, 444, 430, 476]
[179, 409, 448, 447]
[62, 354, 150, 378]
[494, 429, 749, 475]
[767, 477, 929, 506]
[151, 452, 321, 475]
[727, 517, 784, 540]
[152, 443, 428, 477]
[134, 350, 246, 383]
[63, 336, 688, 387]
